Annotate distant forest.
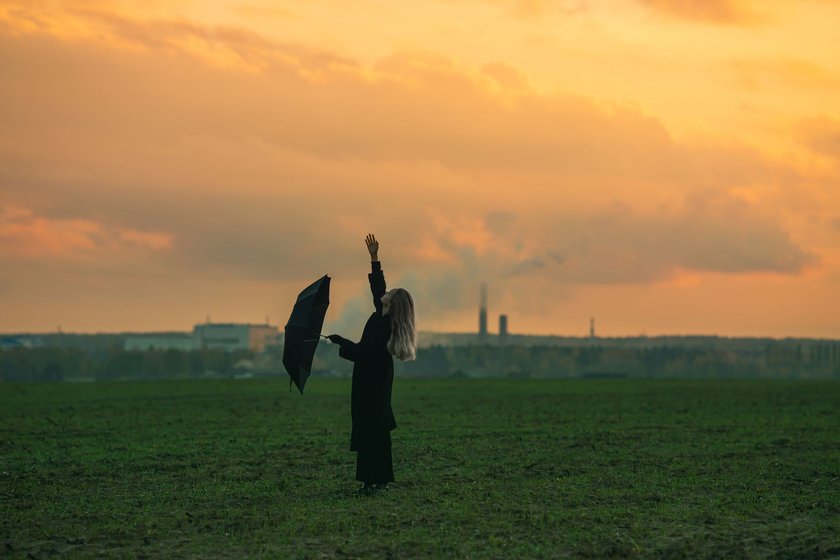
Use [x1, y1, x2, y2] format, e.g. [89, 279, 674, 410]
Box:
[1, 334, 839, 382]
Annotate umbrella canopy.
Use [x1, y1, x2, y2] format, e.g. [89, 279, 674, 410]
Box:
[283, 274, 331, 394]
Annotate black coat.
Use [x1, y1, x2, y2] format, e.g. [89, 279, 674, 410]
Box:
[336, 261, 396, 452]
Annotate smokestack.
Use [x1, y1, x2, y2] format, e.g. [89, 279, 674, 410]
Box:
[590, 317, 595, 340]
[479, 284, 488, 340]
[499, 314, 508, 343]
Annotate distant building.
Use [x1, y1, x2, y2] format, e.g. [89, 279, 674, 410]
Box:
[1, 337, 25, 350]
[124, 323, 280, 352]
[194, 323, 279, 352]
[0, 336, 43, 350]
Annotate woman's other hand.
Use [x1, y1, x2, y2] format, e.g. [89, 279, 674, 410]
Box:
[365, 233, 379, 261]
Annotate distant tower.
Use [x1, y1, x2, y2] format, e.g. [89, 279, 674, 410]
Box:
[499, 314, 508, 344]
[590, 317, 596, 340]
[479, 284, 488, 340]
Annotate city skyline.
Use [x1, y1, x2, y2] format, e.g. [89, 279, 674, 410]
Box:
[1, 0, 839, 338]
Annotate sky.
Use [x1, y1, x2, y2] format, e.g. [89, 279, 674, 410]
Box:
[1, 0, 839, 338]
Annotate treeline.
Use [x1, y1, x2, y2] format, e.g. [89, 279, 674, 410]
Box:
[318, 341, 840, 380]
[0, 346, 254, 382]
[2, 341, 840, 382]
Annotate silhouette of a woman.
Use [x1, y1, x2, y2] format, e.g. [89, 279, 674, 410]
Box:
[328, 234, 417, 496]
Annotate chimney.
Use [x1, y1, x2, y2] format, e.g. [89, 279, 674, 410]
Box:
[499, 314, 508, 343]
[479, 284, 488, 340]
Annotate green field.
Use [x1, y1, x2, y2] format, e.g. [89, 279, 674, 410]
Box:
[2, 378, 839, 558]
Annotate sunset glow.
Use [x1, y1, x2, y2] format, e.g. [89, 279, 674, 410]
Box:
[1, 0, 839, 337]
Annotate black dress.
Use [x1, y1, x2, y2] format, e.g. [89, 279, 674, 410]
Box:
[334, 261, 396, 484]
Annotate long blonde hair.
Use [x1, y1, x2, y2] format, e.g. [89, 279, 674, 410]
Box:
[387, 288, 417, 361]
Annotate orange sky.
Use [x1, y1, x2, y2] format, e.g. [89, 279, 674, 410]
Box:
[1, 0, 839, 337]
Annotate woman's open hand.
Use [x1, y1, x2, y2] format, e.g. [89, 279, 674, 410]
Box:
[365, 233, 379, 260]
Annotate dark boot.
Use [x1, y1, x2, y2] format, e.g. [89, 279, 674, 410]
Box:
[356, 483, 375, 497]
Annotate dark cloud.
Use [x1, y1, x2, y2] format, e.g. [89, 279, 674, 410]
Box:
[327, 260, 470, 337]
[0, 169, 413, 284]
[483, 211, 517, 235]
[328, 190, 818, 335]
[421, 194, 816, 292]
[546, 251, 566, 265]
[503, 256, 548, 277]
[541, 193, 817, 284]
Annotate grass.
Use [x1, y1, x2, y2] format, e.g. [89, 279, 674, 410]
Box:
[2, 377, 839, 558]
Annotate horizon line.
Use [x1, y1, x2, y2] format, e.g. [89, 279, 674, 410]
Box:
[2, 328, 838, 342]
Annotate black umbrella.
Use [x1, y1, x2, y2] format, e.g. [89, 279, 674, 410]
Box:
[283, 274, 331, 394]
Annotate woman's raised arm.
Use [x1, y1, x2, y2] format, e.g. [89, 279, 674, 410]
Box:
[366, 233, 386, 312]
[365, 233, 379, 263]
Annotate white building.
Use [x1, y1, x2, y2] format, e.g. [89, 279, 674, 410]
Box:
[193, 323, 280, 352]
[0, 336, 43, 350]
[123, 323, 280, 352]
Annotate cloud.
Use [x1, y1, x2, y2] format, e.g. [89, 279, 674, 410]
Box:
[503, 256, 549, 277]
[0, 14, 681, 180]
[483, 211, 518, 237]
[637, 0, 767, 25]
[0, 11, 828, 332]
[232, 4, 295, 20]
[481, 62, 531, 91]
[440, 194, 815, 285]
[327, 189, 817, 335]
[508, 0, 588, 18]
[726, 58, 837, 92]
[328, 263, 470, 335]
[0, 205, 173, 259]
[0, 1, 355, 72]
[434, 0, 588, 19]
[544, 193, 818, 284]
[797, 115, 840, 162]
[0, 17, 798, 193]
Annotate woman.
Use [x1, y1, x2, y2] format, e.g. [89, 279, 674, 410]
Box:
[327, 233, 417, 496]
